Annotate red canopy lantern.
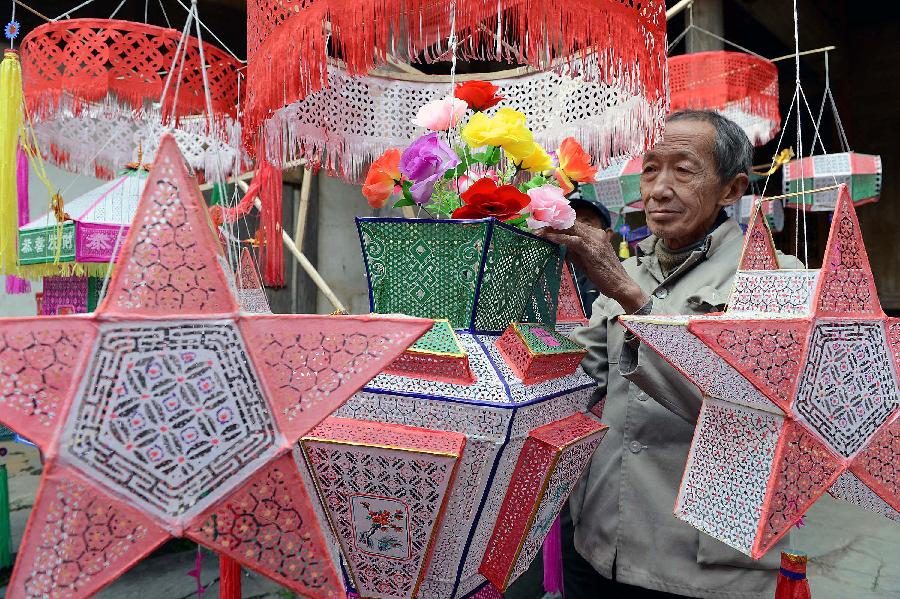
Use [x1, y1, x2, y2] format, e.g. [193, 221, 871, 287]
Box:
[669, 51, 780, 146]
[245, 0, 669, 171]
[21, 19, 244, 180]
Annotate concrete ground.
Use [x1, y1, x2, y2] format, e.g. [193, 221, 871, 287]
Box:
[1, 440, 898, 598]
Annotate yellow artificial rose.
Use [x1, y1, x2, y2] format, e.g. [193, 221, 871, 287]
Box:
[461, 107, 534, 159]
[516, 143, 553, 172]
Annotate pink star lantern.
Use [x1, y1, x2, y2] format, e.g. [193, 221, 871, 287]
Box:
[0, 135, 431, 597]
[621, 185, 899, 559]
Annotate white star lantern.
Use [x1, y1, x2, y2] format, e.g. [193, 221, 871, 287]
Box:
[621, 185, 899, 558]
[0, 135, 431, 597]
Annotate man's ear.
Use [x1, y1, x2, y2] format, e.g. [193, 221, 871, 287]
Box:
[719, 173, 749, 208]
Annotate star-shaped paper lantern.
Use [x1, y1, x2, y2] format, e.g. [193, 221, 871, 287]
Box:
[0, 135, 431, 597]
[621, 185, 899, 559]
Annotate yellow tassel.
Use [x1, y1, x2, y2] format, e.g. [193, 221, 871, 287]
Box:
[0, 50, 23, 276]
[618, 239, 631, 259]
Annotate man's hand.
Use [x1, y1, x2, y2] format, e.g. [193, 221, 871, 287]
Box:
[539, 221, 649, 314]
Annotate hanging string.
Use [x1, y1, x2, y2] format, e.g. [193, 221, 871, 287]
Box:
[172, 0, 245, 62]
[52, 0, 100, 21]
[157, 0, 170, 28]
[790, 0, 808, 267]
[158, 9, 193, 119]
[9, 0, 15, 51]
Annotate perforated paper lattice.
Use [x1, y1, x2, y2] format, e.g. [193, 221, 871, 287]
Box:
[668, 51, 780, 146]
[21, 19, 243, 180]
[783, 153, 882, 211]
[621, 186, 900, 558]
[0, 135, 431, 598]
[284, 214, 606, 597]
[358, 218, 560, 332]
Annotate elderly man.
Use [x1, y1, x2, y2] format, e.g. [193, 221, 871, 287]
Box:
[542, 110, 798, 598]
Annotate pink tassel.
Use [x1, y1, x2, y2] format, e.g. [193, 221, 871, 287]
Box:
[542, 516, 564, 596]
[6, 146, 30, 294]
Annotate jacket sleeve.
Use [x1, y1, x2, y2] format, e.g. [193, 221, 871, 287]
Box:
[571, 295, 618, 395]
[618, 334, 703, 423]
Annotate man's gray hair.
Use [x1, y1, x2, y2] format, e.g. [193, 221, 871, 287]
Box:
[667, 109, 753, 184]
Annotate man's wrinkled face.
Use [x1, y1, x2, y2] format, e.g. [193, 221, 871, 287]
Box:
[640, 119, 739, 249]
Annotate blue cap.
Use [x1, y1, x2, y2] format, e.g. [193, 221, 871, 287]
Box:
[568, 184, 612, 228]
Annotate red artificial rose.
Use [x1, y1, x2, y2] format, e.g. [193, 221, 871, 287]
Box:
[455, 80, 504, 111]
[452, 178, 530, 221]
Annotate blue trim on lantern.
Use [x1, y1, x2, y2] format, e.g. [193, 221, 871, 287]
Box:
[470, 220, 495, 331]
[354, 217, 377, 313]
[473, 334, 511, 399]
[361, 380, 597, 409]
[779, 568, 806, 581]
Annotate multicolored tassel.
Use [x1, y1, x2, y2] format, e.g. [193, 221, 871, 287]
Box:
[774, 550, 811, 599]
[0, 50, 23, 277]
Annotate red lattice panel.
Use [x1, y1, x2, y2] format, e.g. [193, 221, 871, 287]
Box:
[241, 316, 431, 442]
[669, 51, 779, 146]
[21, 19, 241, 123]
[556, 262, 588, 325]
[8, 464, 170, 598]
[738, 204, 779, 270]
[755, 423, 842, 557]
[850, 415, 900, 514]
[187, 452, 343, 598]
[816, 188, 881, 317]
[495, 325, 587, 385]
[99, 137, 238, 317]
[384, 351, 476, 385]
[0, 317, 96, 451]
[480, 413, 605, 589]
[689, 319, 810, 412]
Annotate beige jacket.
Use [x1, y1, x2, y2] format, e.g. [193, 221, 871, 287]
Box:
[571, 220, 801, 599]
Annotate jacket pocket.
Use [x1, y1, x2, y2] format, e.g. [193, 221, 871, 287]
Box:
[606, 318, 625, 365]
[696, 530, 783, 570]
[685, 284, 728, 314]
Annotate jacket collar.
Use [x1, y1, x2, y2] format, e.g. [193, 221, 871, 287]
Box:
[636, 219, 744, 285]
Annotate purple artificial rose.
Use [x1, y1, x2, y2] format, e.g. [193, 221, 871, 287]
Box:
[399, 133, 461, 205]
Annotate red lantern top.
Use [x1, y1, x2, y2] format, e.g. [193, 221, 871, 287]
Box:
[245, 0, 668, 142]
[668, 51, 780, 146]
[21, 19, 242, 123]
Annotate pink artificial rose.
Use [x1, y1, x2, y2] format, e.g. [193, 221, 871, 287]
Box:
[412, 97, 468, 131]
[525, 184, 576, 230]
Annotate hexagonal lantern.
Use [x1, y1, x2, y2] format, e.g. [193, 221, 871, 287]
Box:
[297, 218, 608, 598]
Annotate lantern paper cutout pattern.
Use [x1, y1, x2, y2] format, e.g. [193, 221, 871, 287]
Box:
[668, 51, 781, 146]
[587, 156, 644, 214]
[294, 217, 607, 598]
[20, 20, 243, 181]
[783, 152, 882, 211]
[246, 0, 668, 177]
[257, 66, 669, 180]
[18, 168, 147, 277]
[620, 185, 899, 559]
[555, 261, 590, 334]
[235, 247, 273, 314]
[0, 135, 432, 598]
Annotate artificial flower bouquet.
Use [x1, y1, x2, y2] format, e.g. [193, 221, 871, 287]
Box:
[362, 80, 599, 231]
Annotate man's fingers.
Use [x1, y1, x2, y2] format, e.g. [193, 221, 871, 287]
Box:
[539, 229, 584, 249]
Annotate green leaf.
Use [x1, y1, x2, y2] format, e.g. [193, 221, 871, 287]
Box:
[520, 174, 548, 192]
[393, 196, 415, 208]
[506, 214, 528, 226]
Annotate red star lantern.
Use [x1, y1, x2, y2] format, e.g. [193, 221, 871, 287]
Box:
[0, 135, 431, 597]
[621, 186, 899, 558]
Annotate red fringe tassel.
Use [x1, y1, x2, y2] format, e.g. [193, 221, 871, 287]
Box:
[245, 0, 668, 141]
